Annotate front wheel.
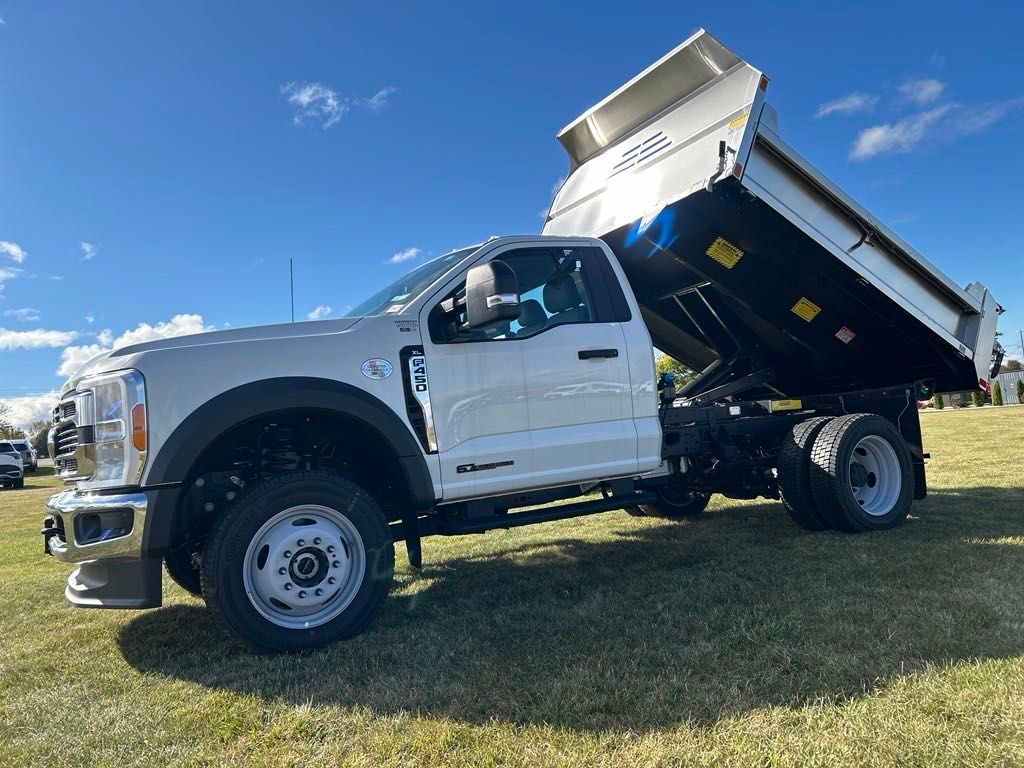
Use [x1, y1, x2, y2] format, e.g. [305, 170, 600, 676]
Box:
[201, 471, 394, 652]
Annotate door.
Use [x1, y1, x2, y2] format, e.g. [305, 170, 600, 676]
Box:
[419, 243, 638, 501]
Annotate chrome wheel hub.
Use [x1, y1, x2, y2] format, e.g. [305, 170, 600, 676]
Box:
[243, 504, 366, 629]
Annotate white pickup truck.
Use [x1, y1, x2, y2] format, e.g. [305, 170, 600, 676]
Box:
[42, 31, 1001, 652]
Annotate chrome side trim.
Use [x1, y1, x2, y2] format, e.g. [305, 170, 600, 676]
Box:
[407, 352, 437, 452]
[486, 293, 520, 308]
[45, 490, 147, 562]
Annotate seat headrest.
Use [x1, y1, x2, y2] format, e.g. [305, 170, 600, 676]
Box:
[543, 277, 581, 313]
[517, 299, 547, 331]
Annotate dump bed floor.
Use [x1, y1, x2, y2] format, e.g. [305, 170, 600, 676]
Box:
[599, 178, 981, 396]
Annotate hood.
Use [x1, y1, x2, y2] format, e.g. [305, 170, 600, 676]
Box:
[62, 316, 365, 395]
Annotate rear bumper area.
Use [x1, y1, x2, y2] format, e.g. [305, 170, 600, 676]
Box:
[44, 489, 163, 609]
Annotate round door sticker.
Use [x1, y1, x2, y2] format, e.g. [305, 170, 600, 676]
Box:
[361, 358, 394, 380]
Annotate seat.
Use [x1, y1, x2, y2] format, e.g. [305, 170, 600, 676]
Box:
[542, 276, 590, 324]
[514, 299, 547, 336]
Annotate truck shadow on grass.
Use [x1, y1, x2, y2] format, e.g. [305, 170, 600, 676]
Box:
[118, 485, 1024, 732]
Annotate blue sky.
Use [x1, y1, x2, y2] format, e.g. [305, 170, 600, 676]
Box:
[2, 2, 1023, 426]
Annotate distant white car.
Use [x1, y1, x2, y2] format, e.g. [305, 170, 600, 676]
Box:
[0, 443, 24, 489]
[9, 439, 37, 472]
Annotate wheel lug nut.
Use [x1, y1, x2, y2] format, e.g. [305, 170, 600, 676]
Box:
[283, 550, 292, 558]
[284, 583, 293, 591]
[328, 577, 336, 585]
[315, 588, 323, 596]
[278, 567, 287, 575]
[297, 539, 305, 547]
[299, 590, 307, 598]
[314, 537, 321, 545]
[332, 560, 340, 568]
[327, 546, 335, 554]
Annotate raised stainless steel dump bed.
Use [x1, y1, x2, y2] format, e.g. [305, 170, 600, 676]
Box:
[544, 29, 1002, 397]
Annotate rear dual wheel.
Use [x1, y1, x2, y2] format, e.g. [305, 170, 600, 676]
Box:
[778, 413, 912, 532]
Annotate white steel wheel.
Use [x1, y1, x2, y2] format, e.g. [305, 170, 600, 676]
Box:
[809, 413, 914, 532]
[243, 504, 366, 630]
[847, 435, 902, 517]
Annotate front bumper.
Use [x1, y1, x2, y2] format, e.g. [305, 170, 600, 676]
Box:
[43, 489, 163, 609]
[44, 489, 148, 561]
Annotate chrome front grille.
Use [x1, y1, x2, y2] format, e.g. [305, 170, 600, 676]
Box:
[52, 393, 93, 481]
[54, 423, 79, 456]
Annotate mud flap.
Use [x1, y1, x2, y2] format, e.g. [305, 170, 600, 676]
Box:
[65, 558, 163, 609]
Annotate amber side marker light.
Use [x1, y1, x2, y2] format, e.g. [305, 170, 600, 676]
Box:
[131, 404, 147, 451]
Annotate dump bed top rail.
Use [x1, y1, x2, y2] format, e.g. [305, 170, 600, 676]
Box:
[543, 29, 1001, 396]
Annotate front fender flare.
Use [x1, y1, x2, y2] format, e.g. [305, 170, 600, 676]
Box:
[141, 377, 435, 557]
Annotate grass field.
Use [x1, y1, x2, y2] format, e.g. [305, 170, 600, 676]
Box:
[2, 407, 1024, 767]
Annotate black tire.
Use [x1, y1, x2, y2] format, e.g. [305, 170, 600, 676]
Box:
[635, 485, 711, 520]
[201, 470, 394, 653]
[810, 413, 913, 532]
[164, 544, 203, 596]
[13, 478, 24, 489]
[777, 416, 833, 531]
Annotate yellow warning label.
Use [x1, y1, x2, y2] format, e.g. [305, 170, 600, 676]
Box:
[770, 399, 803, 413]
[728, 113, 749, 129]
[791, 297, 821, 322]
[706, 237, 744, 269]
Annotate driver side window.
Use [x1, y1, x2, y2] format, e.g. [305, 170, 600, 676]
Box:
[431, 247, 597, 342]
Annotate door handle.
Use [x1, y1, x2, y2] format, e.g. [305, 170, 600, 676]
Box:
[578, 348, 619, 360]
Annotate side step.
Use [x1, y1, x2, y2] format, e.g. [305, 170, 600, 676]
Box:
[390, 491, 655, 541]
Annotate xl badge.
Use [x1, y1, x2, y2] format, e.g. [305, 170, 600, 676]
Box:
[361, 358, 393, 380]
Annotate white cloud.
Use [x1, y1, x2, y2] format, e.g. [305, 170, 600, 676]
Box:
[80, 241, 97, 260]
[359, 86, 398, 111]
[85, 313, 95, 324]
[850, 105, 953, 160]
[0, 327, 77, 350]
[282, 82, 399, 128]
[281, 81, 347, 128]
[3, 307, 40, 322]
[387, 247, 421, 265]
[899, 78, 945, 106]
[0, 266, 21, 292]
[945, 98, 1024, 136]
[815, 92, 878, 118]
[0, 391, 61, 430]
[57, 313, 212, 377]
[851, 99, 1024, 160]
[0, 241, 27, 264]
[306, 304, 332, 320]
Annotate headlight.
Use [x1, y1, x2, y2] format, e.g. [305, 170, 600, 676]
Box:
[77, 369, 147, 488]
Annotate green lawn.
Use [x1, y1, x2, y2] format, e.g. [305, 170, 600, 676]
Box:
[2, 407, 1024, 767]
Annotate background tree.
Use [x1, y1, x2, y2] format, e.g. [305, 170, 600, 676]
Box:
[972, 390, 985, 407]
[1017, 378, 1024, 404]
[1000, 358, 1023, 374]
[993, 381, 1004, 406]
[0, 402, 25, 439]
[932, 394, 944, 410]
[29, 420, 51, 457]
[654, 354, 695, 386]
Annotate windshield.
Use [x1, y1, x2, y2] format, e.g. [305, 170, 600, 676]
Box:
[349, 246, 479, 317]
[0, 443, 14, 453]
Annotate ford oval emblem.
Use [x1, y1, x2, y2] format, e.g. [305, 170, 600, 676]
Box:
[361, 358, 393, 380]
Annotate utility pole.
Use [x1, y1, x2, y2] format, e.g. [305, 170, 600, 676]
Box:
[289, 258, 295, 323]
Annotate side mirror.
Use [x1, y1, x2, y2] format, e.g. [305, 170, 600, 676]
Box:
[465, 259, 520, 329]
